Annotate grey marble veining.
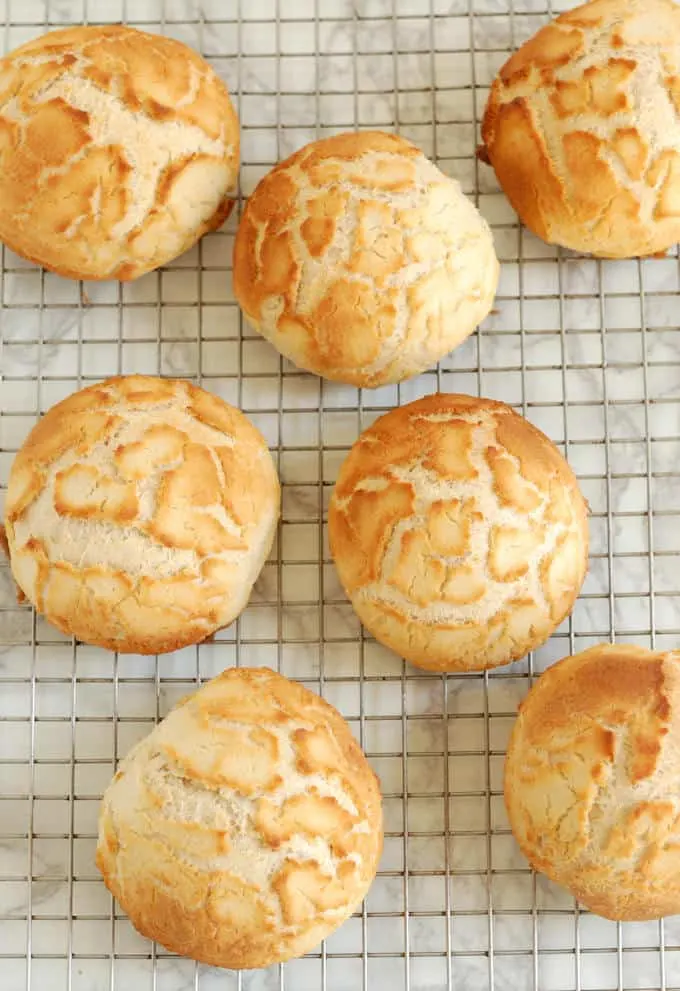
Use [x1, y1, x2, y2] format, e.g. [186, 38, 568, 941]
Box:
[1, 0, 679, 989]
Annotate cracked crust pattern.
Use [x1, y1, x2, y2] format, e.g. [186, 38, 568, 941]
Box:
[233, 130, 499, 387]
[4, 376, 279, 654]
[328, 393, 588, 672]
[96, 666, 383, 969]
[0, 25, 239, 280]
[505, 644, 680, 921]
[480, 0, 680, 258]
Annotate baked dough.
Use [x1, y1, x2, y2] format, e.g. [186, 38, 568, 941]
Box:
[329, 393, 588, 672]
[505, 643, 680, 921]
[4, 376, 279, 654]
[480, 0, 680, 257]
[233, 130, 498, 387]
[96, 666, 383, 969]
[0, 25, 239, 279]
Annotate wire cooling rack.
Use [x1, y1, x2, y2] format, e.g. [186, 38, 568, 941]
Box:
[1, 1, 680, 989]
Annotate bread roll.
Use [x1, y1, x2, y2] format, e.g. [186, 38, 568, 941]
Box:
[233, 130, 498, 387]
[505, 643, 680, 921]
[480, 0, 680, 258]
[0, 25, 239, 279]
[4, 376, 279, 654]
[96, 666, 383, 969]
[328, 393, 588, 672]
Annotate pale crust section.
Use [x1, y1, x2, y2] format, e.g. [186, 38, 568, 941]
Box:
[233, 130, 499, 387]
[4, 376, 280, 654]
[505, 645, 680, 921]
[95, 667, 383, 969]
[328, 393, 589, 673]
[480, 0, 680, 257]
[0, 25, 239, 280]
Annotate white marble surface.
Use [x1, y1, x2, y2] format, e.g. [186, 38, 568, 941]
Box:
[1, 1, 680, 989]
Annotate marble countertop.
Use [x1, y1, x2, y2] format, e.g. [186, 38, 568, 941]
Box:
[1, 1, 680, 989]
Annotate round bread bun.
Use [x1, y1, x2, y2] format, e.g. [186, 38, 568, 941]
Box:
[0, 25, 239, 280]
[479, 0, 680, 258]
[4, 376, 279, 654]
[96, 666, 383, 969]
[505, 644, 680, 921]
[328, 393, 588, 672]
[233, 130, 499, 387]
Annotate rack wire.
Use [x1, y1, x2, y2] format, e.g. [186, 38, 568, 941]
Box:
[1, 0, 680, 988]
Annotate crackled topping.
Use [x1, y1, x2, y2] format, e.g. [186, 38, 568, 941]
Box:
[233, 130, 498, 387]
[328, 393, 589, 672]
[505, 645, 680, 921]
[4, 376, 279, 654]
[481, 0, 680, 257]
[0, 25, 239, 279]
[96, 667, 383, 969]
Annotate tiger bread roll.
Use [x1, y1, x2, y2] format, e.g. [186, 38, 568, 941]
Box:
[505, 644, 680, 921]
[329, 393, 589, 672]
[479, 0, 680, 258]
[0, 25, 239, 279]
[233, 130, 499, 387]
[97, 666, 383, 969]
[4, 376, 279, 654]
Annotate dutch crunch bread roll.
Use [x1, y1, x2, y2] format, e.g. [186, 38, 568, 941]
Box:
[97, 667, 383, 969]
[0, 25, 239, 279]
[505, 644, 680, 921]
[329, 394, 588, 672]
[480, 0, 680, 257]
[4, 376, 279, 654]
[233, 130, 498, 387]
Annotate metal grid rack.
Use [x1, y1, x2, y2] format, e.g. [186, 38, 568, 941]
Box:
[1, 0, 680, 989]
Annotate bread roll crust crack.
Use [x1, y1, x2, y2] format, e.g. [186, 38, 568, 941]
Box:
[329, 393, 589, 672]
[96, 667, 383, 969]
[481, 0, 680, 257]
[505, 644, 680, 921]
[4, 375, 279, 654]
[0, 25, 239, 279]
[234, 130, 499, 387]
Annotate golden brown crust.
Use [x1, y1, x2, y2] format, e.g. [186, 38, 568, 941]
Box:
[505, 644, 680, 921]
[0, 25, 239, 280]
[480, 0, 680, 258]
[233, 130, 498, 387]
[4, 376, 280, 654]
[328, 393, 589, 673]
[96, 667, 383, 969]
